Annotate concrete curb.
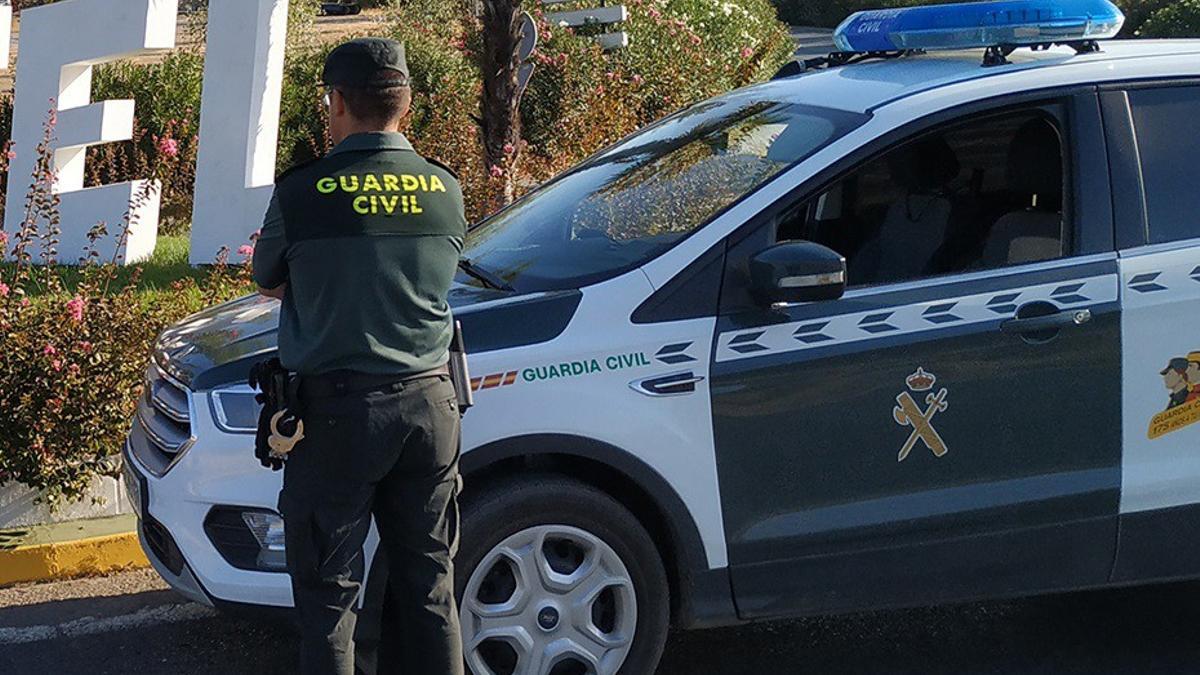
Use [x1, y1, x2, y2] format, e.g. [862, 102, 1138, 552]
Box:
[0, 516, 149, 587]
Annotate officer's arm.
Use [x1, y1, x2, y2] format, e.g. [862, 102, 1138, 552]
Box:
[253, 192, 289, 299]
[449, 170, 468, 241]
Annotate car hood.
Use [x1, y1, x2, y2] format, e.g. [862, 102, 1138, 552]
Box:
[156, 282, 582, 391]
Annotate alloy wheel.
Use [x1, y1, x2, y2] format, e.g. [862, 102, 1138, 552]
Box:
[461, 524, 638, 675]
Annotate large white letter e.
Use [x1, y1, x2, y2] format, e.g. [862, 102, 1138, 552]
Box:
[4, 0, 178, 264]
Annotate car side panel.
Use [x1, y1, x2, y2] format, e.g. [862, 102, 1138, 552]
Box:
[459, 273, 731, 570]
[712, 262, 1122, 618]
[1114, 243, 1200, 581]
[1104, 81, 1200, 583]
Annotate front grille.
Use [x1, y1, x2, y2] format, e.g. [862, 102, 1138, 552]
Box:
[128, 364, 194, 477]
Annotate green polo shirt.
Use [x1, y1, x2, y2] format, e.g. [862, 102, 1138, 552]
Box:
[253, 132, 466, 376]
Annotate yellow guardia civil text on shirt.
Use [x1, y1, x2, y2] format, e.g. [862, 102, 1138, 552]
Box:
[314, 173, 449, 216]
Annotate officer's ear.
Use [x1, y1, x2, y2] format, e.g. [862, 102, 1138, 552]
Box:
[397, 87, 412, 120]
[330, 88, 349, 120]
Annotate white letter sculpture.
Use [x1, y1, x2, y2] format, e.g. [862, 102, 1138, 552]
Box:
[0, 4, 11, 68]
[4, 0, 179, 264]
[189, 0, 290, 264]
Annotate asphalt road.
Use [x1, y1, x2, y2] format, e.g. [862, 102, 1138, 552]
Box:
[3, 569, 1200, 674]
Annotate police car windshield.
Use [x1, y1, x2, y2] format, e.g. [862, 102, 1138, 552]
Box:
[459, 95, 866, 292]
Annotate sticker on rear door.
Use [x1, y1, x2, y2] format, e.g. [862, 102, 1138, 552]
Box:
[1148, 353, 1200, 439]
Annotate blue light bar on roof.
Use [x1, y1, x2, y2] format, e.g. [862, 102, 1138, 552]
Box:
[834, 0, 1125, 53]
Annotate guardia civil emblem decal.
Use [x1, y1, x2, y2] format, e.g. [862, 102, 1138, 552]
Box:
[893, 368, 949, 462]
[1148, 352, 1200, 439]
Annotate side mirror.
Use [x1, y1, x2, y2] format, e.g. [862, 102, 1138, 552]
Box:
[749, 241, 846, 305]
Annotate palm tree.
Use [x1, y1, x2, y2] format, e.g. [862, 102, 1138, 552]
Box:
[479, 0, 524, 203]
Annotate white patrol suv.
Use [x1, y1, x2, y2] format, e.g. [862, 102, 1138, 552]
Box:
[125, 2, 1200, 672]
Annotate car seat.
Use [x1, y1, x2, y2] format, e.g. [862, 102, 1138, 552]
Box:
[978, 118, 1064, 267]
[850, 137, 961, 284]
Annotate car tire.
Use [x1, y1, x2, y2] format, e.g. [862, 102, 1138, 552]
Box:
[456, 473, 670, 675]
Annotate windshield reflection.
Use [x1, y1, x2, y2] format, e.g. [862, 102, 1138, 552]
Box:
[460, 93, 866, 292]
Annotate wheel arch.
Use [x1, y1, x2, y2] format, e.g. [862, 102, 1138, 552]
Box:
[460, 433, 739, 629]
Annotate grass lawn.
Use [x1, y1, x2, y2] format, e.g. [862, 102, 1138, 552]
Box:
[2, 235, 222, 302]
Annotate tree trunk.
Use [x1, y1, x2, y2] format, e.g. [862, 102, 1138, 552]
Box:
[479, 0, 524, 205]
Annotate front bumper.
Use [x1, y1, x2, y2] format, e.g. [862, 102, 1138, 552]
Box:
[140, 520, 214, 608]
[124, 440, 211, 607]
[123, 390, 297, 610]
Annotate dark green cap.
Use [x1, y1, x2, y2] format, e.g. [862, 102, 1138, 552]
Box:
[322, 38, 409, 89]
[1163, 357, 1190, 375]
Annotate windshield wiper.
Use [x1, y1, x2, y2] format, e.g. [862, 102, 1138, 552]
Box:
[458, 258, 516, 293]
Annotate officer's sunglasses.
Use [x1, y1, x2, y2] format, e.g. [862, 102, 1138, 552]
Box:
[323, 79, 409, 108]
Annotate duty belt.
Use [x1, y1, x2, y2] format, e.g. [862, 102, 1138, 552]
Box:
[299, 364, 450, 399]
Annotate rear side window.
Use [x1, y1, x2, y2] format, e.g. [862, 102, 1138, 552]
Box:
[1129, 86, 1200, 244]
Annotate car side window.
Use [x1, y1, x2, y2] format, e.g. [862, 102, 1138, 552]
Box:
[1128, 86, 1200, 245]
[775, 108, 1068, 287]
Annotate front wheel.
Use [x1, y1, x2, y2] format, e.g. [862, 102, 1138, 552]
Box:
[456, 474, 670, 675]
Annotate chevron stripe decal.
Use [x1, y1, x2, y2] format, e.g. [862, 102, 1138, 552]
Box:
[715, 275, 1117, 363]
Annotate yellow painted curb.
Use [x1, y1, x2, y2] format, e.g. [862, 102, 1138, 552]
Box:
[0, 532, 149, 587]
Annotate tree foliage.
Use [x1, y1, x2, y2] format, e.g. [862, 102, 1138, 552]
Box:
[1137, 0, 1200, 38]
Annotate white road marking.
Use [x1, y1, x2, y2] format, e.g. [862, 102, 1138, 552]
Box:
[0, 602, 217, 645]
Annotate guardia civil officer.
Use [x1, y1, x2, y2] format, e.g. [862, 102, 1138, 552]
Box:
[252, 38, 466, 675]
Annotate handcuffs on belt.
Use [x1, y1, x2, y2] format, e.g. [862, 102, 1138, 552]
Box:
[248, 358, 304, 471]
[268, 410, 306, 457]
[248, 322, 473, 471]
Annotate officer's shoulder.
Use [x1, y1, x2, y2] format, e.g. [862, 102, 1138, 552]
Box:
[422, 156, 461, 182]
[275, 157, 321, 184]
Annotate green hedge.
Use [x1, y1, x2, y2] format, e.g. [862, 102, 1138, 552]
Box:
[1115, 0, 1175, 34]
[1138, 0, 1200, 37]
[93, 53, 205, 135]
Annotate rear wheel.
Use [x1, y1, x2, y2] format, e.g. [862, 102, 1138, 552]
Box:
[456, 475, 670, 675]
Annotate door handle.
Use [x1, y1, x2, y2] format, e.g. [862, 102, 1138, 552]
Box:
[630, 372, 705, 397]
[1001, 308, 1092, 335]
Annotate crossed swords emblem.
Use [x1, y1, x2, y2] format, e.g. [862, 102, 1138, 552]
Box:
[893, 368, 949, 462]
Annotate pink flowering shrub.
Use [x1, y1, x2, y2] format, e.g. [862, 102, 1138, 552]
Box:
[157, 136, 180, 159]
[0, 109, 253, 504]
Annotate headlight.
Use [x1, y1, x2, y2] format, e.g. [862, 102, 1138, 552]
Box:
[210, 388, 260, 433]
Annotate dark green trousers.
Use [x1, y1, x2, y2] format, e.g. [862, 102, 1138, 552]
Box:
[278, 373, 463, 675]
